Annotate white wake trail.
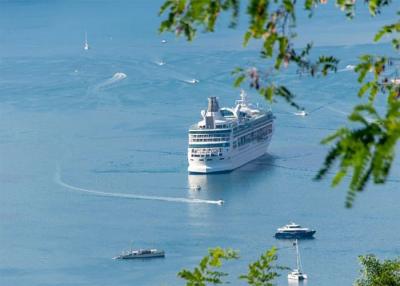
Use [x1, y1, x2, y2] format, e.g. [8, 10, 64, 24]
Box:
[94, 72, 127, 90]
[338, 65, 356, 72]
[54, 170, 223, 205]
[326, 106, 350, 116]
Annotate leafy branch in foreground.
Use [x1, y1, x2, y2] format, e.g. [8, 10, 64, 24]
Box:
[239, 247, 288, 286]
[355, 254, 400, 286]
[159, 0, 399, 207]
[315, 95, 400, 207]
[178, 247, 239, 285]
[178, 247, 400, 285]
[159, 0, 339, 108]
[316, 14, 400, 206]
[178, 247, 284, 286]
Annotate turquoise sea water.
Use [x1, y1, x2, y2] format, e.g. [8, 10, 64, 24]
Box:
[1, 1, 400, 286]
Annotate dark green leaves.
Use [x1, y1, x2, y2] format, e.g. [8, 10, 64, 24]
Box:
[178, 247, 285, 286]
[374, 13, 400, 50]
[261, 84, 301, 109]
[178, 247, 239, 286]
[159, 0, 400, 208]
[355, 254, 400, 286]
[366, 0, 392, 16]
[159, 0, 240, 41]
[239, 247, 288, 286]
[159, 1, 339, 110]
[316, 94, 400, 207]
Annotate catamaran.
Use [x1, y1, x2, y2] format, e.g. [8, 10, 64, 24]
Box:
[188, 90, 274, 173]
[288, 240, 308, 281]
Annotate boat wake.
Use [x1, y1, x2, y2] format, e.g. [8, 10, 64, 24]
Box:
[338, 64, 356, 72]
[95, 72, 127, 90]
[155, 60, 165, 66]
[54, 169, 223, 205]
[326, 106, 349, 116]
[182, 78, 200, 84]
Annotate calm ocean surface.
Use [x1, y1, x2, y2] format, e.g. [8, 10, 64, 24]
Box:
[1, 1, 399, 285]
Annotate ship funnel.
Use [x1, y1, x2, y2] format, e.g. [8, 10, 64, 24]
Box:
[207, 97, 220, 112]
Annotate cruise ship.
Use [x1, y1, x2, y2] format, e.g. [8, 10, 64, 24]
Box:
[188, 91, 274, 173]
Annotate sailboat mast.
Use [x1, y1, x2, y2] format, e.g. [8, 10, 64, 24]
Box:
[295, 239, 300, 271]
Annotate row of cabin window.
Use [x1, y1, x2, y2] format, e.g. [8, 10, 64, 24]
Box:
[190, 134, 230, 138]
[198, 124, 230, 129]
[233, 118, 271, 134]
[190, 137, 229, 142]
[190, 157, 225, 161]
[233, 126, 272, 148]
[191, 148, 223, 154]
[191, 153, 223, 158]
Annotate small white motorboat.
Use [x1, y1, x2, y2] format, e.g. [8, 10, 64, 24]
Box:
[186, 79, 199, 84]
[84, 32, 90, 50]
[294, 110, 308, 116]
[391, 78, 400, 85]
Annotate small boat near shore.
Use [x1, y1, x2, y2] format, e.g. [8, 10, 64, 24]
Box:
[274, 222, 316, 239]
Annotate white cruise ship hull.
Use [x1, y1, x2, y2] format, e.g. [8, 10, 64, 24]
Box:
[188, 136, 272, 173]
[188, 94, 274, 174]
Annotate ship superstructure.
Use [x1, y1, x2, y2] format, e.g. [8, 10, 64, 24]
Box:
[188, 91, 274, 173]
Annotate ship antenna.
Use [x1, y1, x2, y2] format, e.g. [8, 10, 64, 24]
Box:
[240, 89, 246, 100]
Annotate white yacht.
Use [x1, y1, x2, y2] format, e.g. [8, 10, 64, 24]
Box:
[188, 90, 274, 173]
[275, 222, 316, 239]
[288, 240, 308, 281]
[113, 248, 165, 260]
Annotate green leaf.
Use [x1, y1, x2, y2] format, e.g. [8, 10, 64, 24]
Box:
[234, 74, 246, 87]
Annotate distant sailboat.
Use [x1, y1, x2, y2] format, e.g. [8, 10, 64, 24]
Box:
[84, 32, 90, 50]
[288, 240, 308, 281]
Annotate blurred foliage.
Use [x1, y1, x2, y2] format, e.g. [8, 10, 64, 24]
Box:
[239, 247, 288, 286]
[177, 246, 400, 285]
[159, 0, 399, 207]
[178, 247, 239, 285]
[178, 247, 285, 286]
[355, 254, 400, 286]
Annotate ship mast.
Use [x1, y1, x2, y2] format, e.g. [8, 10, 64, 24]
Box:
[295, 239, 303, 272]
